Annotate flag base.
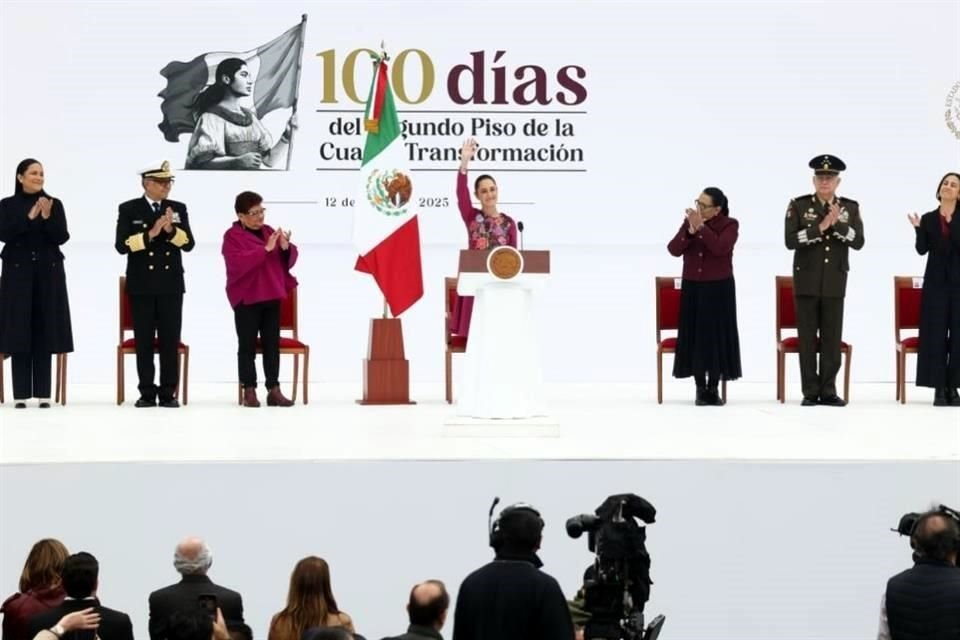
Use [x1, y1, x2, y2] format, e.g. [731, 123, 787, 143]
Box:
[357, 318, 416, 405]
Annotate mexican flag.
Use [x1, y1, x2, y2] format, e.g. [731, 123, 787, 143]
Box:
[353, 56, 424, 316]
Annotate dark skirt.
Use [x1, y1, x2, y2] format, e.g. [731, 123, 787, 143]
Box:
[672, 277, 742, 380]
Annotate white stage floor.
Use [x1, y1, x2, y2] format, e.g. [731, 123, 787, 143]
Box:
[0, 382, 957, 464]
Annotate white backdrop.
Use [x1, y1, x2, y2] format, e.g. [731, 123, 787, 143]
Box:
[1, 1, 958, 386]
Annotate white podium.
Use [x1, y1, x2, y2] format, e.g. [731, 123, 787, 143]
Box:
[455, 247, 550, 420]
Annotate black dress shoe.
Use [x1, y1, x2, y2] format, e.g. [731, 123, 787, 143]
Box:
[695, 387, 708, 406]
[159, 398, 180, 408]
[801, 397, 818, 406]
[819, 395, 847, 407]
[135, 397, 157, 408]
[946, 388, 960, 406]
[14, 402, 27, 409]
[38, 402, 51, 409]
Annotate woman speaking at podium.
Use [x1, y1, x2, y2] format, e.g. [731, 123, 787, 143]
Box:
[667, 187, 742, 405]
[450, 138, 518, 339]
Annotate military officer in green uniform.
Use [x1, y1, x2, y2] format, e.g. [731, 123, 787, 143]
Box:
[784, 155, 864, 406]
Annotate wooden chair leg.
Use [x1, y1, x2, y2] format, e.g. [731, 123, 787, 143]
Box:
[778, 352, 785, 403]
[843, 347, 852, 403]
[302, 348, 309, 405]
[0, 352, 5, 404]
[59, 354, 68, 406]
[181, 347, 190, 406]
[291, 354, 300, 403]
[898, 351, 904, 404]
[656, 351, 663, 404]
[721, 379, 727, 404]
[117, 348, 124, 405]
[445, 350, 453, 404]
[895, 350, 900, 402]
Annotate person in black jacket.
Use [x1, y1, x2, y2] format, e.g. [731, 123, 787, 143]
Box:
[0, 159, 73, 409]
[908, 172, 960, 406]
[452, 503, 574, 640]
[148, 538, 244, 640]
[115, 161, 194, 407]
[380, 580, 448, 640]
[27, 553, 133, 640]
[881, 510, 960, 640]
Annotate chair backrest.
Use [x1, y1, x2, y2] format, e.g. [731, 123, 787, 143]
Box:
[444, 277, 457, 343]
[280, 286, 299, 339]
[119, 276, 134, 342]
[894, 276, 923, 341]
[655, 277, 682, 343]
[775, 275, 796, 341]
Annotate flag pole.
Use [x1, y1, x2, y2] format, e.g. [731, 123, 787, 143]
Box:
[284, 14, 308, 171]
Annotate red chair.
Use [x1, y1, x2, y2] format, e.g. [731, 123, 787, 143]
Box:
[776, 275, 852, 403]
[894, 276, 923, 404]
[235, 286, 310, 405]
[0, 353, 67, 405]
[445, 277, 467, 404]
[656, 276, 727, 404]
[117, 276, 190, 405]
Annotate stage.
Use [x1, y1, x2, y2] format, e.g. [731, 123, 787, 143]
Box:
[0, 382, 957, 464]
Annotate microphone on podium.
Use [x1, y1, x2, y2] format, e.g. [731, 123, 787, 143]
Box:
[517, 220, 524, 251]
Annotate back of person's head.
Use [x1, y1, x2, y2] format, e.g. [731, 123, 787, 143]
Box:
[912, 511, 960, 563]
[493, 504, 544, 554]
[174, 537, 213, 576]
[274, 557, 340, 640]
[62, 552, 98, 599]
[300, 629, 353, 640]
[19, 538, 69, 593]
[227, 623, 253, 640]
[166, 611, 213, 640]
[407, 580, 449, 629]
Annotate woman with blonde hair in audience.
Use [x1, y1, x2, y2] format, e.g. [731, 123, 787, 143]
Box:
[267, 556, 354, 640]
[1, 539, 69, 640]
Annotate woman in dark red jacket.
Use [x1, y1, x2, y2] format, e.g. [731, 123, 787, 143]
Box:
[1, 539, 68, 640]
[667, 187, 742, 405]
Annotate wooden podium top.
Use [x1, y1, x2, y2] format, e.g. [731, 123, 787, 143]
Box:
[458, 249, 550, 275]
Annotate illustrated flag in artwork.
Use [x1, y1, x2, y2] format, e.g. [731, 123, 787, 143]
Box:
[353, 54, 424, 316]
[157, 18, 305, 142]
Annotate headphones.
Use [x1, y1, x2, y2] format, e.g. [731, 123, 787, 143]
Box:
[488, 497, 544, 548]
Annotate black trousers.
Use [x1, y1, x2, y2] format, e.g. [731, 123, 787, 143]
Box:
[234, 300, 281, 389]
[129, 293, 183, 400]
[12, 352, 51, 400]
[795, 294, 844, 399]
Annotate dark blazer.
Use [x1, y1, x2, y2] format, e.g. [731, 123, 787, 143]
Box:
[916, 208, 960, 288]
[27, 598, 133, 640]
[379, 625, 443, 640]
[148, 575, 243, 640]
[115, 197, 195, 296]
[785, 194, 865, 298]
[0, 193, 74, 354]
[667, 215, 738, 281]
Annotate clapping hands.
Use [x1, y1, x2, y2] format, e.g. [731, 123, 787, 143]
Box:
[685, 207, 704, 234]
[907, 212, 921, 228]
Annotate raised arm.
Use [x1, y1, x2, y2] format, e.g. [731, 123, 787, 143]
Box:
[457, 137, 478, 224]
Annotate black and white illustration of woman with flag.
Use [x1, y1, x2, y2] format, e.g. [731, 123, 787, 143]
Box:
[157, 16, 306, 171]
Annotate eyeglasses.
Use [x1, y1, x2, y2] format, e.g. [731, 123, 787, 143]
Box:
[694, 200, 715, 210]
[149, 179, 174, 185]
[242, 208, 266, 217]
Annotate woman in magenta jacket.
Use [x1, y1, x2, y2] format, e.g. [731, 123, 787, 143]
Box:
[222, 191, 298, 407]
[667, 187, 742, 405]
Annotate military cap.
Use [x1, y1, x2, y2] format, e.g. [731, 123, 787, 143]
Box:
[140, 161, 175, 180]
[809, 154, 846, 175]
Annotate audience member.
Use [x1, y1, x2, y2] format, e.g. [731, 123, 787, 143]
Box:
[267, 557, 354, 640]
[2, 539, 69, 640]
[380, 580, 448, 640]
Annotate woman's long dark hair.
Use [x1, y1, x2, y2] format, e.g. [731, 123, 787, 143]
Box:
[703, 186, 729, 216]
[14, 157, 42, 195]
[191, 58, 246, 117]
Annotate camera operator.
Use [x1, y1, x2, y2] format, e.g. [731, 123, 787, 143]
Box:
[879, 508, 960, 640]
[451, 503, 574, 640]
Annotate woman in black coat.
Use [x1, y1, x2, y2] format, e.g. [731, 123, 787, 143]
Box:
[908, 171, 960, 406]
[0, 159, 73, 408]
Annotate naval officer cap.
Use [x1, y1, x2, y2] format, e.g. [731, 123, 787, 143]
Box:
[809, 154, 846, 176]
[140, 161, 175, 181]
